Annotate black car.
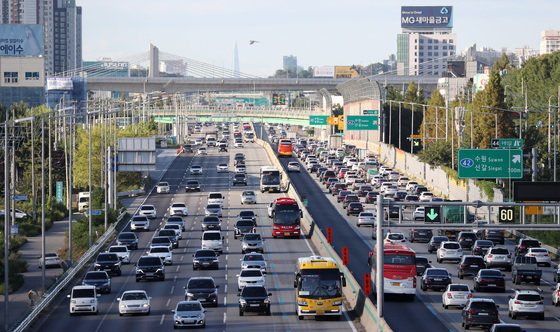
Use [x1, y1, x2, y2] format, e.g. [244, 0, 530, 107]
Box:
[192, 249, 219, 270]
[234, 155, 245, 165]
[409, 229, 433, 243]
[136, 256, 165, 282]
[515, 238, 541, 256]
[117, 232, 138, 250]
[218, 143, 228, 152]
[330, 183, 347, 196]
[415, 256, 432, 276]
[414, 185, 428, 195]
[393, 191, 408, 201]
[182, 144, 193, 153]
[364, 191, 380, 204]
[325, 177, 338, 189]
[94, 253, 122, 276]
[482, 229, 504, 245]
[184, 277, 219, 307]
[234, 219, 256, 239]
[238, 210, 257, 224]
[472, 240, 494, 256]
[428, 236, 449, 253]
[461, 298, 500, 330]
[202, 216, 221, 231]
[158, 229, 179, 249]
[384, 206, 400, 219]
[458, 232, 478, 250]
[473, 269, 506, 292]
[357, 185, 373, 197]
[316, 167, 328, 177]
[457, 255, 485, 279]
[321, 170, 337, 183]
[233, 173, 247, 186]
[238, 286, 271, 316]
[342, 195, 360, 209]
[346, 202, 364, 216]
[420, 268, 452, 291]
[185, 180, 201, 192]
[337, 190, 352, 203]
[82, 271, 111, 294]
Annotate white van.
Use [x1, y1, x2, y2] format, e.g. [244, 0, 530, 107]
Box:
[201, 231, 224, 254]
[207, 192, 224, 206]
[78, 192, 90, 212]
[68, 285, 100, 315]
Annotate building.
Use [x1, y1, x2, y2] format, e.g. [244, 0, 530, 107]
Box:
[540, 30, 560, 55]
[0, 56, 45, 107]
[397, 6, 456, 76]
[513, 46, 539, 66]
[283, 55, 297, 73]
[159, 59, 186, 76]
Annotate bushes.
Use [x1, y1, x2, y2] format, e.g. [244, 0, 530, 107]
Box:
[0, 251, 27, 294]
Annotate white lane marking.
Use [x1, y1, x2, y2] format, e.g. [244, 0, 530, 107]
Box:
[224, 296, 227, 306]
[184, 248, 187, 253]
[180, 255, 184, 261]
[223, 312, 227, 324]
[342, 304, 358, 332]
[160, 314, 165, 325]
[555, 317, 560, 322]
[166, 298, 171, 307]
[225, 264, 228, 270]
[225, 274, 228, 280]
[176, 265, 180, 272]
[171, 285, 175, 294]
[173, 275, 177, 283]
[224, 284, 228, 293]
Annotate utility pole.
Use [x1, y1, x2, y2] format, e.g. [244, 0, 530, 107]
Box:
[41, 117, 46, 295]
[31, 117, 36, 222]
[4, 112, 10, 332]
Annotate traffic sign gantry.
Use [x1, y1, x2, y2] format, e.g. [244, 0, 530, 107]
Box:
[309, 115, 328, 125]
[458, 149, 523, 179]
[491, 138, 523, 149]
[346, 115, 379, 130]
[424, 207, 441, 223]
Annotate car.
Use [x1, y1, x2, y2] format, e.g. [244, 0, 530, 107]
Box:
[234, 219, 256, 239]
[238, 210, 257, 223]
[207, 192, 225, 206]
[409, 229, 433, 243]
[117, 290, 151, 316]
[489, 324, 524, 332]
[197, 147, 207, 155]
[172, 300, 206, 328]
[357, 212, 376, 227]
[415, 256, 432, 276]
[94, 253, 122, 276]
[234, 153, 245, 165]
[330, 183, 348, 196]
[204, 204, 223, 217]
[241, 252, 267, 273]
[218, 143, 228, 152]
[235, 164, 247, 173]
[163, 223, 183, 239]
[347, 202, 364, 216]
[216, 163, 229, 173]
[325, 177, 338, 188]
[405, 181, 419, 192]
[342, 195, 360, 209]
[241, 190, 257, 204]
[384, 232, 407, 244]
[472, 240, 494, 256]
[156, 181, 170, 193]
[441, 284, 472, 309]
[82, 271, 111, 294]
[427, 235, 448, 253]
[554, 265, 560, 282]
[437, 241, 463, 263]
[185, 179, 201, 192]
[190, 165, 203, 175]
[364, 191, 380, 204]
[552, 283, 560, 306]
[147, 246, 173, 265]
[420, 268, 452, 291]
[237, 268, 265, 291]
[461, 298, 500, 330]
[0, 208, 28, 219]
[166, 216, 185, 231]
[393, 191, 408, 202]
[233, 173, 247, 186]
[482, 229, 505, 245]
[107, 245, 131, 264]
[508, 289, 545, 320]
[38, 252, 62, 268]
[135, 256, 165, 282]
[457, 231, 478, 250]
[241, 233, 264, 254]
[384, 205, 400, 219]
[526, 247, 552, 266]
[158, 229, 180, 248]
[457, 255, 485, 279]
[130, 215, 150, 231]
[357, 185, 373, 197]
[404, 195, 419, 204]
[201, 216, 221, 231]
[238, 286, 272, 316]
[287, 161, 301, 172]
[515, 238, 541, 257]
[117, 232, 138, 250]
[184, 277, 219, 307]
[201, 231, 224, 254]
[336, 190, 352, 203]
[413, 207, 425, 221]
[473, 269, 506, 292]
[182, 144, 194, 153]
[397, 177, 409, 187]
[139, 205, 157, 219]
[484, 247, 512, 271]
[169, 202, 188, 216]
[68, 285, 99, 315]
[192, 249, 219, 270]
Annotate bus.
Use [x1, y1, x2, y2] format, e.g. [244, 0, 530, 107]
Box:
[294, 256, 346, 320]
[270, 197, 301, 238]
[369, 244, 416, 300]
[278, 139, 293, 157]
[260, 166, 281, 192]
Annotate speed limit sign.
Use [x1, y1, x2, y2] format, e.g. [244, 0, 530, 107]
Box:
[498, 207, 515, 223]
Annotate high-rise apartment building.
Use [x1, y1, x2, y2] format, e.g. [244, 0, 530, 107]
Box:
[397, 6, 456, 76]
[540, 30, 560, 55]
[283, 55, 297, 73]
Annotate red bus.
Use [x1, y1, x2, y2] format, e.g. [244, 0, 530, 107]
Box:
[278, 139, 293, 157]
[369, 244, 416, 300]
[269, 197, 301, 238]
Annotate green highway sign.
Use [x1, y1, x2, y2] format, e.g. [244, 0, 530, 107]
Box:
[424, 207, 441, 223]
[458, 149, 523, 179]
[363, 109, 379, 115]
[346, 115, 379, 130]
[309, 115, 328, 125]
[491, 138, 523, 149]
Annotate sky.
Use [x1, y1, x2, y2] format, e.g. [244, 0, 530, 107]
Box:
[81, 0, 559, 77]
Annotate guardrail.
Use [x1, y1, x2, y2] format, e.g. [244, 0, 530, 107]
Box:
[254, 132, 392, 332]
[11, 208, 128, 332]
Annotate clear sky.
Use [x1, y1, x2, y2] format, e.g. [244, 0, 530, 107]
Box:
[82, 0, 558, 77]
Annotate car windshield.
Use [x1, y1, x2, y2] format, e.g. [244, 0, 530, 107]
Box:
[119, 233, 135, 240]
[167, 217, 183, 222]
[84, 272, 107, 280]
[388, 234, 404, 240]
[132, 216, 147, 221]
[237, 220, 254, 226]
[449, 285, 469, 292]
[490, 248, 509, 254]
[207, 204, 221, 209]
[172, 203, 186, 208]
[140, 206, 154, 211]
[241, 287, 268, 297]
[122, 292, 147, 301]
[188, 279, 215, 289]
[530, 248, 547, 253]
[109, 247, 126, 253]
[470, 302, 496, 310]
[72, 289, 95, 298]
[46, 253, 58, 257]
[384, 254, 415, 265]
[360, 213, 374, 217]
[427, 269, 449, 276]
[97, 254, 117, 261]
[244, 234, 261, 241]
[240, 211, 255, 218]
[151, 247, 169, 253]
[203, 232, 221, 240]
[415, 257, 428, 265]
[477, 241, 493, 247]
[241, 270, 262, 277]
[195, 250, 216, 258]
[244, 254, 264, 261]
[522, 239, 540, 246]
[164, 225, 180, 230]
[242, 191, 255, 196]
[152, 238, 170, 244]
[517, 294, 541, 301]
[158, 182, 168, 186]
[177, 302, 202, 311]
[299, 269, 341, 299]
[443, 243, 460, 249]
[187, 181, 198, 185]
[480, 270, 502, 277]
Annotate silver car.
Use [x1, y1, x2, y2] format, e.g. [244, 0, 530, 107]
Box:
[240, 190, 257, 204]
[107, 245, 131, 264]
[357, 212, 376, 227]
[241, 252, 267, 273]
[118, 290, 151, 316]
[241, 233, 264, 254]
[172, 300, 206, 328]
[204, 204, 223, 217]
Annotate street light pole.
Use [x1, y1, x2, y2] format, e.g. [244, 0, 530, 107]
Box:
[4, 115, 10, 332]
[88, 112, 93, 247]
[41, 117, 46, 296]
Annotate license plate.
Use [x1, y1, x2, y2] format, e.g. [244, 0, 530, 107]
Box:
[527, 276, 533, 279]
[284, 232, 290, 236]
[434, 278, 442, 281]
[250, 304, 260, 307]
[392, 282, 400, 286]
[470, 265, 479, 267]
[488, 284, 496, 287]
[479, 313, 488, 316]
[316, 310, 324, 315]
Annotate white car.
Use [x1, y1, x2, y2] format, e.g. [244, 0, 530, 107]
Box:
[388, 171, 400, 181]
[68, 285, 99, 315]
[172, 301, 206, 329]
[147, 246, 173, 265]
[197, 147, 207, 155]
[156, 181, 170, 194]
[384, 185, 398, 197]
[235, 164, 247, 173]
[170, 202, 188, 216]
[108, 245, 131, 264]
[205, 204, 223, 217]
[236, 268, 265, 291]
[235, 140, 244, 148]
[413, 207, 425, 221]
[552, 283, 560, 306]
[287, 162, 301, 172]
[526, 247, 551, 266]
[130, 215, 150, 231]
[117, 290, 151, 315]
[508, 289, 545, 320]
[357, 212, 376, 227]
[441, 284, 472, 309]
[240, 252, 267, 273]
[240, 190, 257, 204]
[0, 208, 28, 219]
[384, 232, 407, 244]
[190, 165, 203, 175]
[484, 247, 513, 270]
[216, 163, 229, 173]
[397, 177, 409, 187]
[39, 252, 62, 268]
[139, 205, 157, 219]
[419, 192, 434, 201]
[437, 241, 463, 263]
[406, 181, 419, 192]
[163, 224, 183, 239]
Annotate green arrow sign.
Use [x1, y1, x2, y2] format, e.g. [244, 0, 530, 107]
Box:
[309, 115, 328, 125]
[458, 149, 523, 179]
[424, 206, 441, 223]
[346, 115, 379, 130]
[426, 208, 438, 221]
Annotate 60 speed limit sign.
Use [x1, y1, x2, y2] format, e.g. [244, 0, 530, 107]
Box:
[498, 207, 515, 223]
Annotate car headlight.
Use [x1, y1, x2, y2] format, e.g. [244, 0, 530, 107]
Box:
[143, 303, 150, 308]
[273, 226, 279, 230]
[94, 263, 101, 267]
[90, 299, 96, 304]
[193, 259, 200, 263]
[197, 313, 203, 319]
[120, 304, 126, 308]
[333, 300, 342, 306]
[71, 300, 76, 304]
[136, 269, 144, 273]
[295, 226, 300, 230]
[264, 299, 270, 304]
[298, 299, 308, 306]
[239, 299, 246, 305]
[186, 292, 194, 297]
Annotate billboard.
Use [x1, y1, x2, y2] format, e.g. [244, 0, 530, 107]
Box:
[401, 6, 453, 29]
[334, 66, 359, 79]
[272, 93, 286, 105]
[46, 77, 73, 91]
[313, 66, 335, 78]
[82, 61, 129, 77]
[0, 24, 44, 56]
[475, 73, 489, 92]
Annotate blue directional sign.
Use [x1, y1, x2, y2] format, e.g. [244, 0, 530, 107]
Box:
[85, 210, 102, 216]
[10, 225, 18, 235]
[12, 195, 28, 201]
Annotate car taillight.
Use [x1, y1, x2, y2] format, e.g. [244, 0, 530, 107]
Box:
[519, 245, 525, 248]
[507, 255, 511, 258]
[413, 278, 416, 288]
[402, 240, 406, 242]
[514, 301, 521, 304]
[527, 254, 534, 256]
[447, 293, 453, 299]
[537, 301, 544, 305]
[468, 309, 475, 314]
[487, 255, 493, 258]
[467, 293, 472, 298]
[461, 264, 466, 268]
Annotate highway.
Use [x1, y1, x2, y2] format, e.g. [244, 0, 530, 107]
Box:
[255, 123, 560, 332]
[29, 126, 357, 332]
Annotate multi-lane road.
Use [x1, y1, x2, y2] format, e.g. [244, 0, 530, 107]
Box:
[30, 127, 357, 332]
